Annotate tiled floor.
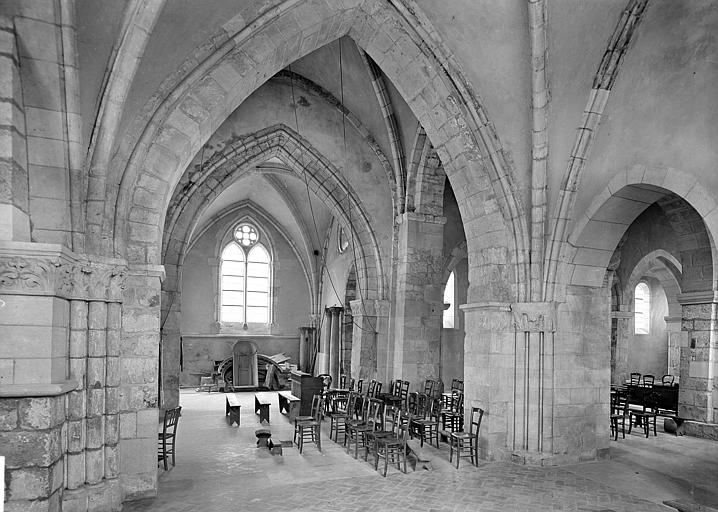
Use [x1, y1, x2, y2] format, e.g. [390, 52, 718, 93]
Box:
[122, 390, 718, 512]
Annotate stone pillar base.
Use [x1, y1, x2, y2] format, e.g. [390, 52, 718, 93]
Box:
[61, 479, 122, 512]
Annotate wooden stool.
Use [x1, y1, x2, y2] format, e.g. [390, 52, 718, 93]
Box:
[255, 428, 272, 448]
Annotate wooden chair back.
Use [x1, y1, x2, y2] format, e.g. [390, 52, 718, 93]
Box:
[162, 406, 181, 435]
[630, 372, 642, 385]
[661, 374, 674, 386]
[366, 379, 377, 397]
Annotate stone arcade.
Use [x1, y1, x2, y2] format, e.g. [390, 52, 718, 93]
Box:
[1, 1, 717, 510]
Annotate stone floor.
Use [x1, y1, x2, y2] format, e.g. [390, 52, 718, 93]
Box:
[122, 390, 718, 512]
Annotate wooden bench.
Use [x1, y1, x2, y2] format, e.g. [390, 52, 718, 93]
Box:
[277, 391, 301, 421]
[225, 393, 241, 426]
[255, 392, 271, 423]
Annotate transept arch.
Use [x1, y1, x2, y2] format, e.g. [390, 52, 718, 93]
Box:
[564, 166, 718, 294]
[102, 0, 527, 303]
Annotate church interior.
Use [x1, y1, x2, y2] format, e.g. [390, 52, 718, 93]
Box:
[1, 1, 717, 511]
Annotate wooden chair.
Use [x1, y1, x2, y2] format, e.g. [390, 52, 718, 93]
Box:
[294, 394, 323, 453]
[398, 380, 409, 409]
[374, 409, 409, 477]
[441, 390, 464, 432]
[348, 377, 356, 391]
[346, 398, 382, 459]
[328, 392, 358, 443]
[364, 404, 399, 462]
[356, 379, 363, 394]
[628, 387, 657, 438]
[366, 379, 377, 397]
[339, 374, 347, 389]
[610, 392, 629, 440]
[642, 374, 655, 387]
[423, 379, 436, 397]
[630, 372, 642, 386]
[662, 374, 675, 386]
[449, 406, 483, 468]
[158, 406, 182, 470]
[411, 396, 441, 448]
[374, 381, 383, 398]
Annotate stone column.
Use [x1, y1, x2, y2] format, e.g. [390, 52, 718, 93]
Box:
[610, 310, 632, 385]
[461, 302, 514, 462]
[349, 299, 389, 381]
[298, 327, 314, 373]
[677, 291, 717, 423]
[119, 265, 163, 501]
[664, 316, 683, 378]
[392, 212, 445, 387]
[67, 300, 88, 490]
[315, 309, 331, 375]
[86, 301, 107, 484]
[328, 306, 342, 384]
[509, 303, 556, 461]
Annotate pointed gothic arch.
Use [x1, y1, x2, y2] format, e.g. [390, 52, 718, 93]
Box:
[104, 0, 525, 303]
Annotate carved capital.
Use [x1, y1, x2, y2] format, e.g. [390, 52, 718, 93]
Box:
[0, 242, 127, 302]
[511, 302, 557, 333]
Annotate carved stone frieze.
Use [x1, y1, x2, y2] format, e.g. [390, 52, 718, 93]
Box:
[0, 243, 127, 302]
[511, 302, 557, 333]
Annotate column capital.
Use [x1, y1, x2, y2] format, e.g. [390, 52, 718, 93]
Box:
[0, 241, 128, 301]
[510, 302, 558, 332]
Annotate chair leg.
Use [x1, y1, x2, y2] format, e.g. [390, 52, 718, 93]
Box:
[163, 439, 168, 471]
[171, 439, 176, 467]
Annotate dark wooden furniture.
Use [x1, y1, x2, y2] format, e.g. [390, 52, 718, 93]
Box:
[158, 406, 181, 470]
[225, 394, 241, 426]
[278, 390, 301, 421]
[294, 394, 323, 453]
[254, 392, 272, 423]
[449, 406, 483, 468]
[290, 370, 324, 416]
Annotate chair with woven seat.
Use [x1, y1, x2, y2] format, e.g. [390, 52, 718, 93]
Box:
[411, 396, 441, 448]
[662, 374, 675, 386]
[346, 397, 382, 458]
[364, 404, 399, 462]
[158, 406, 182, 470]
[294, 394, 324, 453]
[328, 391, 358, 443]
[374, 409, 409, 477]
[449, 406, 483, 468]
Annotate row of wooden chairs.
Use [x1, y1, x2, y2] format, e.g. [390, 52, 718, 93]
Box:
[610, 386, 659, 440]
[629, 372, 674, 387]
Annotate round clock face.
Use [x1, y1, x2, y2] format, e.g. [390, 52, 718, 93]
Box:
[338, 226, 349, 253]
